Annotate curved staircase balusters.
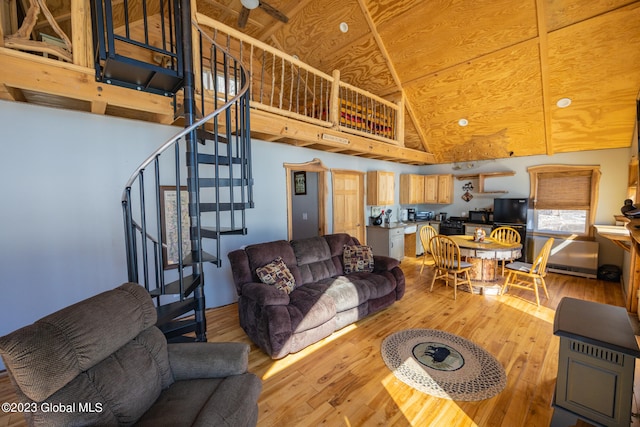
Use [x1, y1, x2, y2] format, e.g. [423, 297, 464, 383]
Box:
[121, 25, 252, 342]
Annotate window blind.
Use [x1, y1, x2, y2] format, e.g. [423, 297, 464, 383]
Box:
[535, 171, 593, 210]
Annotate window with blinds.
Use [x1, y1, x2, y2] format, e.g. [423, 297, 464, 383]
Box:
[528, 165, 601, 236]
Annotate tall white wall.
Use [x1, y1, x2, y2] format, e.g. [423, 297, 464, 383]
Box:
[0, 101, 175, 370]
[0, 99, 632, 371]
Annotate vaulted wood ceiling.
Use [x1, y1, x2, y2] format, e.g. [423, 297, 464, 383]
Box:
[197, 0, 640, 163]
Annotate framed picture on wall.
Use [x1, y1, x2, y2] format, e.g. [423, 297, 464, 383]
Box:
[294, 171, 307, 195]
[160, 186, 191, 269]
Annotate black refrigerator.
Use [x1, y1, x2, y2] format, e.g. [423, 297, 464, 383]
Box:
[492, 198, 529, 261]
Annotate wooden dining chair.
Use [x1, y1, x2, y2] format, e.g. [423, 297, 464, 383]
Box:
[419, 225, 438, 274]
[490, 226, 521, 275]
[501, 238, 554, 307]
[429, 235, 473, 300]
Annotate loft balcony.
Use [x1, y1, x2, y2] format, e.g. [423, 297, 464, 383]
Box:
[0, 1, 434, 165]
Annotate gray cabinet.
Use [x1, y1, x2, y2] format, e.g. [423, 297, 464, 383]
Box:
[367, 226, 404, 261]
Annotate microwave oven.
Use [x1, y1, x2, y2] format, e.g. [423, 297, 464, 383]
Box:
[468, 210, 490, 224]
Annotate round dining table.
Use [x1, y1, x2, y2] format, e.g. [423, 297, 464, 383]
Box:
[448, 235, 522, 283]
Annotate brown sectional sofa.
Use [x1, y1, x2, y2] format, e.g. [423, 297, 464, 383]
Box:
[228, 233, 405, 359]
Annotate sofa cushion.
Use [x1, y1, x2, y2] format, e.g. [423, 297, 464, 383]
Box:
[343, 244, 374, 273]
[0, 283, 157, 403]
[349, 271, 398, 300]
[256, 256, 296, 294]
[12, 326, 172, 427]
[287, 286, 336, 333]
[291, 236, 337, 286]
[136, 375, 261, 427]
[310, 277, 372, 312]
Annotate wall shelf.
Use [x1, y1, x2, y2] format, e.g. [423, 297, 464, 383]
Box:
[455, 171, 515, 194]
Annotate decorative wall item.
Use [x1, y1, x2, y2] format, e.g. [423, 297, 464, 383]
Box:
[294, 171, 307, 195]
[160, 186, 191, 269]
[462, 181, 474, 202]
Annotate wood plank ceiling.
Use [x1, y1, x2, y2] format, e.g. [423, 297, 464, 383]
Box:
[197, 0, 640, 163]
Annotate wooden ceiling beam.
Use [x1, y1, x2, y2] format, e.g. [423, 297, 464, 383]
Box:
[0, 48, 174, 117]
[535, 0, 553, 156]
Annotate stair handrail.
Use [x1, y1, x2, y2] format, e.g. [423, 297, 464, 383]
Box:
[121, 83, 250, 202]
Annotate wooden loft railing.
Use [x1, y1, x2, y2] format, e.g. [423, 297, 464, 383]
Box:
[194, 13, 404, 147]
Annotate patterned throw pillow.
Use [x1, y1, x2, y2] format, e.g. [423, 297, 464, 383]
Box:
[343, 244, 374, 274]
[256, 257, 296, 294]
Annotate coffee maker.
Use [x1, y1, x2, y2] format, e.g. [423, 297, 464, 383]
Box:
[407, 208, 416, 222]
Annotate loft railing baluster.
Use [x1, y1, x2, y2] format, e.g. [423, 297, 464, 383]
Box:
[289, 62, 294, 112]
[142, 0, 149, 45]
[123, 0, 130, 39]
[160, 0, 167, 51]
[270, 52, 275, 107]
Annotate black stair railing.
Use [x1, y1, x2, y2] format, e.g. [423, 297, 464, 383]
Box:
[92, 0, 184, 95]
[122, 24, 252, 341]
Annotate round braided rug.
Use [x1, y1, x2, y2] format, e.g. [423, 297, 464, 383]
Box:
[381, 329, 506, 401]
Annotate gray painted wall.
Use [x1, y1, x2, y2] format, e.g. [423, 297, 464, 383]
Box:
[0, 99, 631, 370]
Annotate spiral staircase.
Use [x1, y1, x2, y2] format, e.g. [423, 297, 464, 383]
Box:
[94, 0, 253, 341]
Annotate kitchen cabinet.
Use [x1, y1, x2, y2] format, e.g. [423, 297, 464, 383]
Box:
[400, 174, 425, 204]
[437, 174, 453, 204]
[367, 171, 395, 205]
[423, 174, 452, 204]
[367, 226, 404, 260]
[424, 175, 438, 203]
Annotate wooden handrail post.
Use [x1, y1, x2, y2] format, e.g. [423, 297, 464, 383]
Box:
[191, 0, 202, 96]
[396, 96, 405, 146]
[329, 69, 340, 127]
[71, 0, 92, 67]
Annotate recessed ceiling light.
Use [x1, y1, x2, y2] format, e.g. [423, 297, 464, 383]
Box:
[556, 97, 572, 108]
[240, 0, 259, 10]
[339, 22, 349, 33]
[458, 118, 469, 127]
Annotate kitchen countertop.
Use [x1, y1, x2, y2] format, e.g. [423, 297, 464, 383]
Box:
[368, 220, 493, 230]
[367, 222, 412, 230]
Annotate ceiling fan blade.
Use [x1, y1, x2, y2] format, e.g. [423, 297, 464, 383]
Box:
[238, 6, 250, 28]
[259, 1, 289, 24]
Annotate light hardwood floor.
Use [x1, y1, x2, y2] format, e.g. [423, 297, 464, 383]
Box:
[1, 256, 638, 426]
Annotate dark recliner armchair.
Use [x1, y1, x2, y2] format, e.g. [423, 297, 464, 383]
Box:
[0, 282, 262, 426]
